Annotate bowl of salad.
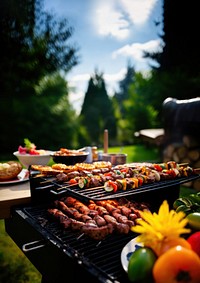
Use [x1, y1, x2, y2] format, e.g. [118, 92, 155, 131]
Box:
[13, 138, 53, 168]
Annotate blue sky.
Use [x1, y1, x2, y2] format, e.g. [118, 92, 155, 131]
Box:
[44, 0, 164, 113]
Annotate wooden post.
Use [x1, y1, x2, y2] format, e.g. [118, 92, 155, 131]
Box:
[104, 129, 108, 153]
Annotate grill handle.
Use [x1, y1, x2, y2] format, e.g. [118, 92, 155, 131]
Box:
[22, 239, 46, 252]
[35, 184, 56, 190]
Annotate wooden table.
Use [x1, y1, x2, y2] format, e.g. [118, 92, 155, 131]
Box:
[0, 181, 31, 219]
[137, 128, 164, 147]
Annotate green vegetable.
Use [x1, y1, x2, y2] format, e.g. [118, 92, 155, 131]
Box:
[24, 138, 36, 151]
[173, 199, 187, 210]
[176, 205, 192, 215]
[128, 247, 157, 283]
[186, 212, 200, 231]
[187, 194, 200, 205]
[173, 193, 200, 214]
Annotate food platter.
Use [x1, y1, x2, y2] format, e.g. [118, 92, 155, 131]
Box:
[121, 236, 143, 272]
[0, 169, 29, 185]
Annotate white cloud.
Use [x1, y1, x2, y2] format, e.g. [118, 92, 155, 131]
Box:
[95, 0, 130, 40]
[104, 68, 127, 95]
[120, 0, 158, 25]
[104, 68, 127, 82]
[69, 73, 90, 83]
[94, 0, 158, 40]
[68, 87, 84, 114]
[112, 39, 163, 68]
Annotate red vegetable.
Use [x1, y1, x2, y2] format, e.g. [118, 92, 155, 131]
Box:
[187, 231, 200, 257]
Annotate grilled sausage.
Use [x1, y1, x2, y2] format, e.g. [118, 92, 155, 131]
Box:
[81, 224, 113, 240]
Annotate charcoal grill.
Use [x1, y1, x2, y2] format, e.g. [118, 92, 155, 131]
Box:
[5, 169, 200, 283]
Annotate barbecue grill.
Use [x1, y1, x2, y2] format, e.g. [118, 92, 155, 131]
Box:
[5, 168, 200, 283]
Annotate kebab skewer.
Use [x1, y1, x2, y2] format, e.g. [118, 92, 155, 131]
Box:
[32, 161, 198, 194]
[56, 162, 196, 193]
[55, 160, 195, 182]
[31, 160, 187, 178]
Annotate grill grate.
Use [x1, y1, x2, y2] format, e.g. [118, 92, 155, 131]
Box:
[30, 171, 200, 202]
[26, 170, 200, 282]
[23, 205, 135, 282]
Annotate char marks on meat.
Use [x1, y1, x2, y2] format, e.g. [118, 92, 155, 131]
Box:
[47, 196, 150, 240]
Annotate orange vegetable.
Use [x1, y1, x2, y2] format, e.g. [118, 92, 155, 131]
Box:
[153, 245, 200, 283]
[158, 237, 191, 256]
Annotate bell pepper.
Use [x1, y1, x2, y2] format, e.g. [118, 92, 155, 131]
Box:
[104, 180, 118, 192]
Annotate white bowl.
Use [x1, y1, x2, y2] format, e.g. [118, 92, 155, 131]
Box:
[13, 151, 53, 168]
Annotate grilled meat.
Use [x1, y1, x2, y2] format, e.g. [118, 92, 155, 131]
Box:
[48, 197, 150, 240]
[81, 224, 113, 240]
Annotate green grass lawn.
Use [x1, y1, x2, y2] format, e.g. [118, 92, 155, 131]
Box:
[0, 144, 195, 283]
[100, 144, 161, 163]
[0, 220, 42, 283]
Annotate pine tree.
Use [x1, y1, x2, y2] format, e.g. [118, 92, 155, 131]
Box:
[80, 70, 117, 146]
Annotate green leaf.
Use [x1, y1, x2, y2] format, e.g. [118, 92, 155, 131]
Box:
[24, 138, 34, 150]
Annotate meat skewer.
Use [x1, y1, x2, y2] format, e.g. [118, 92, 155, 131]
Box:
[54, 162, 197, 194]
[31, 160, 192, 178]
[33, 161, 198, 197]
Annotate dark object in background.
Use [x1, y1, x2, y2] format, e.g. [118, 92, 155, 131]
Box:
[51, 151, 89, 165]
[162, 97, 200, 146]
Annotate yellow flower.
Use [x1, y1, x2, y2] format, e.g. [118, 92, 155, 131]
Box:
[131, 200, 191, 256]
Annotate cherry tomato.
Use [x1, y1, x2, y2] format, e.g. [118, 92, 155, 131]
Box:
[120, 168, 128, 173]
[165, 169, 176, 178]
[69, 178, 77, 185]
[104, 172, 112, 177]
[29, 148, 40, 155]
[153, 164, 163, 172]
[108, 180, 118, 192]
[104, 180, 118, 192]
[153, 245, 200, 283]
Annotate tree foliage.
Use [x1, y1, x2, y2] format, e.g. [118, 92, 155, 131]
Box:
[114, 72, 159, 144]
[113, 61, 136, 118]
[0, 0, 79, 153]
[145, 0, 200, 104]
[0, 0, 79, 98]
[80, 70, 117, 146]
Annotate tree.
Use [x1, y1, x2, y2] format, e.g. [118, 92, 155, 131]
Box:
[115, 72, 159, 144]
[113, 61, 136, 118]
[0, 0, 79, 98]
[159, 0, 200, 75]
[144, 0, 200, 105]
[112, 62, 136, 144]
[0, 0, 80, 153]
[80, 70, 117, 146]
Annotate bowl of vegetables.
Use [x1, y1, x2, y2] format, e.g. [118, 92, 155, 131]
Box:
[13, 138, 53, 168]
